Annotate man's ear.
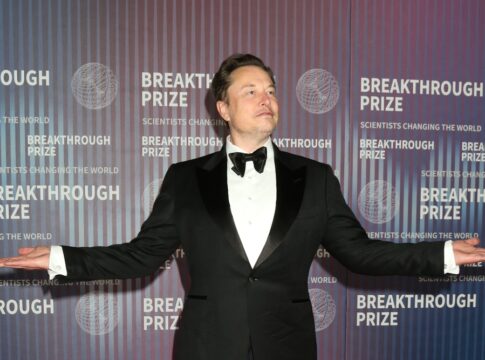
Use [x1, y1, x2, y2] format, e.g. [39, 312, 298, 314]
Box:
[216, 100, 230, 123]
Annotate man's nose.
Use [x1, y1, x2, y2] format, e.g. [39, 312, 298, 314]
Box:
[259, 93, 271, 106]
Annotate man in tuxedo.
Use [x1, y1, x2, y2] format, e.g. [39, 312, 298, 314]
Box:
[1, 54, 484, 360]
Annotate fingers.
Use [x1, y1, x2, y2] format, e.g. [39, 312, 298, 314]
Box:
[0, 246, 50, 270]
[0, 257, 32, 268]
[0, 257, 15, 267]
[0, 247, 40, 264]
[453, 238, 480, 251]
[464, 237, 480, 246]
[0, 258, 30, 268]
[0, 256, 47, 270]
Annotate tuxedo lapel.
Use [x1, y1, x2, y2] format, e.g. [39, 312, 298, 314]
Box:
[197, 149, 250, 264]
[197, 146, 306, 269]
[254, 148, 306, 269]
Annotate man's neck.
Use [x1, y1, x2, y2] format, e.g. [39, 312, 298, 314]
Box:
[228, 134, 271, 153]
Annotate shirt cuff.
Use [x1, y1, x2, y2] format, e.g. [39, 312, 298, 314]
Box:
[47, 245, 67, 280]
[444, 240, 460, 274]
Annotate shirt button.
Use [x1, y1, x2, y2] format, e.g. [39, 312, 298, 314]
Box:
[248, 196, 252, 200]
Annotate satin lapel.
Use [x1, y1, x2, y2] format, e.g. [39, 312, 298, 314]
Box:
[197, 150, 250, 264]
[254, 151, 306, 269]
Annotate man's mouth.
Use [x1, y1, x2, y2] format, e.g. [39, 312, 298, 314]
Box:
[256, 110, 274, 117]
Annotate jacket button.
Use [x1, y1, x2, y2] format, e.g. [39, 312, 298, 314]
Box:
[249, 276, 259, 282]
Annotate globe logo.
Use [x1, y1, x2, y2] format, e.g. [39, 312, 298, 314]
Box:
[142, 178, 164, 216]
[309, 288, 336, 332]
[71, 63, 118, 109]
[358, 180, 399, 224]
[296, 69, 339, 114]
[75, 291, 119, 335]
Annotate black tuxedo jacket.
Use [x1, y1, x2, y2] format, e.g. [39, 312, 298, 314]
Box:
[58, 146, 445, 360]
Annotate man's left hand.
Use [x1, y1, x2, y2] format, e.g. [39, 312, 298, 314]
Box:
[453, 238, 485, 265]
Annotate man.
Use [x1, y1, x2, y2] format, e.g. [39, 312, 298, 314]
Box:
[1, 54, 484, 360]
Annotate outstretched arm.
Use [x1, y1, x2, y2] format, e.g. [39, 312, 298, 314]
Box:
[320, 164, 484, 275]
[0, 165, 180, 280]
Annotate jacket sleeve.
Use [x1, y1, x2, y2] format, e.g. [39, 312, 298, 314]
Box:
[56, 165, 181, 282]
[320, 165, 444, 276]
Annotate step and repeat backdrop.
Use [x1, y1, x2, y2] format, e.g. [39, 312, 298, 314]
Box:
[0, 0, 484, 359]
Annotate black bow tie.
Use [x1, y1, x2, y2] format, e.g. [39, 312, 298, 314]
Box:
[229, 147, 267, 177]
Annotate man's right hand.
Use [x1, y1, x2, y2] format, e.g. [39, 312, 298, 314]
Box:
[0, 246, 50, 270]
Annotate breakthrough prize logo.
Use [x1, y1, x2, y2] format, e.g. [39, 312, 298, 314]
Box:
[309, 288, 336, 331]
[75, 291, 119, 335]
[358, 180, 399, 224]
[72, 63, 119, 109]
[296, 69, 339, 114]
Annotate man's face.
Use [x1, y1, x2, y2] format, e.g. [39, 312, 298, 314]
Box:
[217, 65, 279, 144]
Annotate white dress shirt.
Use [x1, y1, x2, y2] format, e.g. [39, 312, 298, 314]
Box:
[226, 136, 276, 267]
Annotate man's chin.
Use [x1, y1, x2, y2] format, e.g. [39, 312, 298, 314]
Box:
[256, 128, 276, 140]
[259, 118, 278, 130]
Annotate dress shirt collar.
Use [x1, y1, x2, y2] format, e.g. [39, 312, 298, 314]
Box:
[225, 136, 274, 161]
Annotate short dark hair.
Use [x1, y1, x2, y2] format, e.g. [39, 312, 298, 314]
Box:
[211, 53, 275, 102]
